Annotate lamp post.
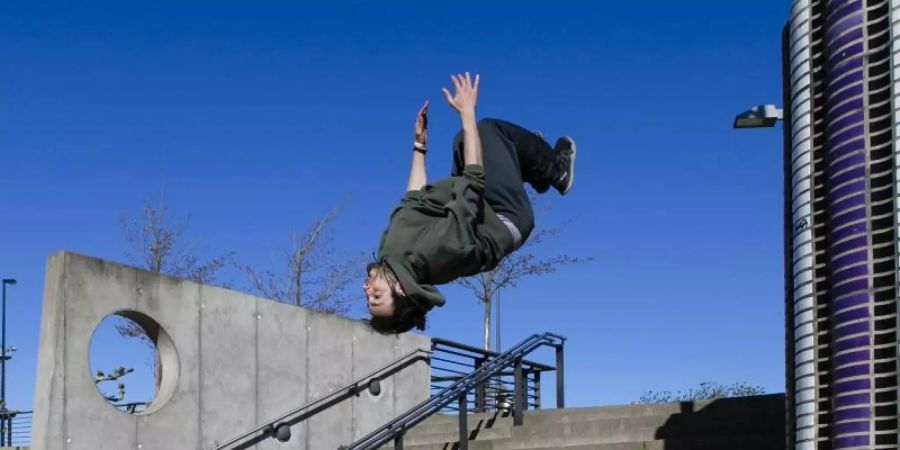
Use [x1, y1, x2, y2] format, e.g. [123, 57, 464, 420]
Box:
[1, 280, 15, 412]
[0, 279, 14, 446]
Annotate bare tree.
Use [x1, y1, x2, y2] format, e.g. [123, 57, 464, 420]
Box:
[456, 194, 591, 351]
[120, 194, 234, 284]
[117, 191, 234, 393]
[239, 201, 366, 316]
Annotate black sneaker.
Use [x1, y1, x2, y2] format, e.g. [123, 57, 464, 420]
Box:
[553, 136, 576, 195]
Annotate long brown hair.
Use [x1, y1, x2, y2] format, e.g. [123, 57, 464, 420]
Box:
[365, 262, 427, 334]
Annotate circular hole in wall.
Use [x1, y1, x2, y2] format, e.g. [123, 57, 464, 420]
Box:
[88, 311, 179, 414]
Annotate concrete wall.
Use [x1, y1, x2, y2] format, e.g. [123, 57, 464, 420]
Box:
[31, 252, 431, 450]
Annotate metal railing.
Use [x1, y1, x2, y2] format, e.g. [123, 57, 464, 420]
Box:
[0, 410, 31, 447]
[210, 348, 431, 450]
[340, 332, 566, 450]
[430, 337, 557, 413]
[113, 401, 150, 414]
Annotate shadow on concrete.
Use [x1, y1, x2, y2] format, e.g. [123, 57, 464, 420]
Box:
[654, 394, 786, 450]
[437, 410, 510, 450]
[232, 352, 431, 450]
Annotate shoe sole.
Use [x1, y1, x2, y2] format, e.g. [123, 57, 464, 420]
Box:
[560, 136, 576, 195]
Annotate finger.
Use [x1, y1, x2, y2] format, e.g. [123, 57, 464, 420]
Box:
[465, 72, 472, 88]
[451, 74, 462, 91]
[418, 100, 429, 115]
[474, 74, 480, 91]
[441, 87, 454, 104]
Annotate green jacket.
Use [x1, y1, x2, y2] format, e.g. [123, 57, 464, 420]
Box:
[376, 164, 516, 310]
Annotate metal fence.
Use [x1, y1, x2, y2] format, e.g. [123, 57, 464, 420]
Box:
[1, 410, 31, 447]
[430, 337, 558, 413]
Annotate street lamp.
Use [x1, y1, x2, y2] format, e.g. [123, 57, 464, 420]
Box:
[1, 279, 15, 446]
[733, 104, 784, 128]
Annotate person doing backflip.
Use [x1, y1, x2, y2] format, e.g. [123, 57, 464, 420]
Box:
[365, 73, 577, 333]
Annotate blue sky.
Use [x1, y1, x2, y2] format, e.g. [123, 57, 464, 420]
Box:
[2, 0, 788, 413]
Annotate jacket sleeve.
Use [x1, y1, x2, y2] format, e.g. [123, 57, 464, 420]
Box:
[394, 164, 486, 246]
[445, 165, 486, 221]
[423, 164, 486, 252]
[399, 164, 485, 216]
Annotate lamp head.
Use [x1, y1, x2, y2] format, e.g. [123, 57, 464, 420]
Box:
[733, 104, 783, 128]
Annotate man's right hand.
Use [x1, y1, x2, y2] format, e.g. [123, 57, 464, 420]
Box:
[442, 72, 479, 118]
[443, 72, 483, 168]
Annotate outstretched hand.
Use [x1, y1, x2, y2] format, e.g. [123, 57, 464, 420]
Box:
[442, 72, 479, 117]
[414, 100, 428, 147]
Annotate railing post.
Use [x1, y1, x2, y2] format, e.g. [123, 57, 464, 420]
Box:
[393, 430, 404, 450]
[474, 357, 485, 412]
[513, 358, 524, 426]
[555, 344, 565, 408]
[533, 371, 542, 410]
[458, 394, 468, 450]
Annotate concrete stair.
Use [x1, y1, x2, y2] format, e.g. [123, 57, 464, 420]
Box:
[381, 394, 785, 450]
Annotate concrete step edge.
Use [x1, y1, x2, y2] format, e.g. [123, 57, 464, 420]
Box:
[420, 398, 784, 426]
[404, 420, 780, 445]
[405, 413, 781, 440]
[394, 432, 785, 450]
[404, 427, 784, 448]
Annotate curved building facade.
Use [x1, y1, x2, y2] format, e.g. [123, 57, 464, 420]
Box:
[784, 0, 900, 449]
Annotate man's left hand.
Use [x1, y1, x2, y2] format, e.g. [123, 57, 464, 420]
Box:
[414, 100, 429, 148]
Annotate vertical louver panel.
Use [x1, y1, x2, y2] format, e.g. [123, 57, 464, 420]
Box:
[789, 2, 827, 449]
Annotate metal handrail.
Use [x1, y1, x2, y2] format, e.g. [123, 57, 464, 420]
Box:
[210, 348, 431, 450]
[340, 332, 565, 450]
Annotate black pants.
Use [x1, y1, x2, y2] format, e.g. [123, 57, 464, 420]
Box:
[452, 118, 561, 243]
